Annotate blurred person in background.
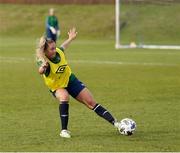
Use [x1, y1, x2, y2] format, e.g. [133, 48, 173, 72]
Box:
[46, 8, 60, 42]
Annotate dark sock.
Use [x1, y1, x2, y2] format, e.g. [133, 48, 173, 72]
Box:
[93, 104, 115, 125]
[59, 102, 69, 130]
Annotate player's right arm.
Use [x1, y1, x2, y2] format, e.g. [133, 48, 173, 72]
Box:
[37, 60, 49, 75]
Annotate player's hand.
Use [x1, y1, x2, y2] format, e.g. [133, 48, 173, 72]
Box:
[42, 61, 48, 68]
[50, 26, 56, 34]
[68, 27, 77, 41]
[39, 64, 48, 74]
[38, 60, 49, 74]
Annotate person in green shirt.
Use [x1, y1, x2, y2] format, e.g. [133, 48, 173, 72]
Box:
[46, 8, 60, 42]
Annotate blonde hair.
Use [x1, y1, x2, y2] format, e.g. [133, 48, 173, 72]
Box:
[36, 36, 54, 65]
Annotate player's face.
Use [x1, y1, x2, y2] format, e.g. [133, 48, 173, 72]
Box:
[45, 42, 56, 59]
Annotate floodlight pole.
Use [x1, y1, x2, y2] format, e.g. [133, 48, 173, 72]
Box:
[115, 0, 120, 49]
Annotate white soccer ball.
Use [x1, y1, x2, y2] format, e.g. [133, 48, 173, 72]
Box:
[119, 118, 136, 136]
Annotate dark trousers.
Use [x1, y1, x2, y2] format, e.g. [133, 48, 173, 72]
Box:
[46, 28, 57, 42]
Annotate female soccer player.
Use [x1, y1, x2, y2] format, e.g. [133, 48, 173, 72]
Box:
[36, 27, 121, 138]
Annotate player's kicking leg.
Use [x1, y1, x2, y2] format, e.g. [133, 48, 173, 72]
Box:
[75, 88, 121, 131]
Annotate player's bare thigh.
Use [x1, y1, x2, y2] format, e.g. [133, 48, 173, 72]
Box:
[75, 88, 96, 109]
[55, 88, 69, 102]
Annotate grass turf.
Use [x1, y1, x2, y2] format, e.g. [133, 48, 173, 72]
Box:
[0, 37, 180, 151]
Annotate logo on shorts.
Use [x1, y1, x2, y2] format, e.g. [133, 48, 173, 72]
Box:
[56, 65, 67, 73]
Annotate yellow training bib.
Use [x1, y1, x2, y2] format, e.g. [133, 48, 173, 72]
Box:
[43, 48, 71, 91]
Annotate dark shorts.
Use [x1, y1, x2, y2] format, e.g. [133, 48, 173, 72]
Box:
[50, 76, 86, 99]
[46, 28, 57, 42]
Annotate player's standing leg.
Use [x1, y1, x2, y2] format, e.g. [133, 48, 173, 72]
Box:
[55, 88, 71, 138]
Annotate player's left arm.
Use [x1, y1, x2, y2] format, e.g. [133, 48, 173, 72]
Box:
[60, 27, 77, 51]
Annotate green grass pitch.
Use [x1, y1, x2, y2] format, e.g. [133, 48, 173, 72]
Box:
[0, 3, 180, 152]
[0, 37, 180, 152]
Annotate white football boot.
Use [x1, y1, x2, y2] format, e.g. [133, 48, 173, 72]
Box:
[60, 129, 71, 138]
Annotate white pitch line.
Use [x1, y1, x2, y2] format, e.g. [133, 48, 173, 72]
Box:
[69, 60, 178, 67]
[0, 56, 178, 67]
[0, 56, 33, 63]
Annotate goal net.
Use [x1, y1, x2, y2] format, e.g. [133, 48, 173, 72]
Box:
[115, 0, 180, 49]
